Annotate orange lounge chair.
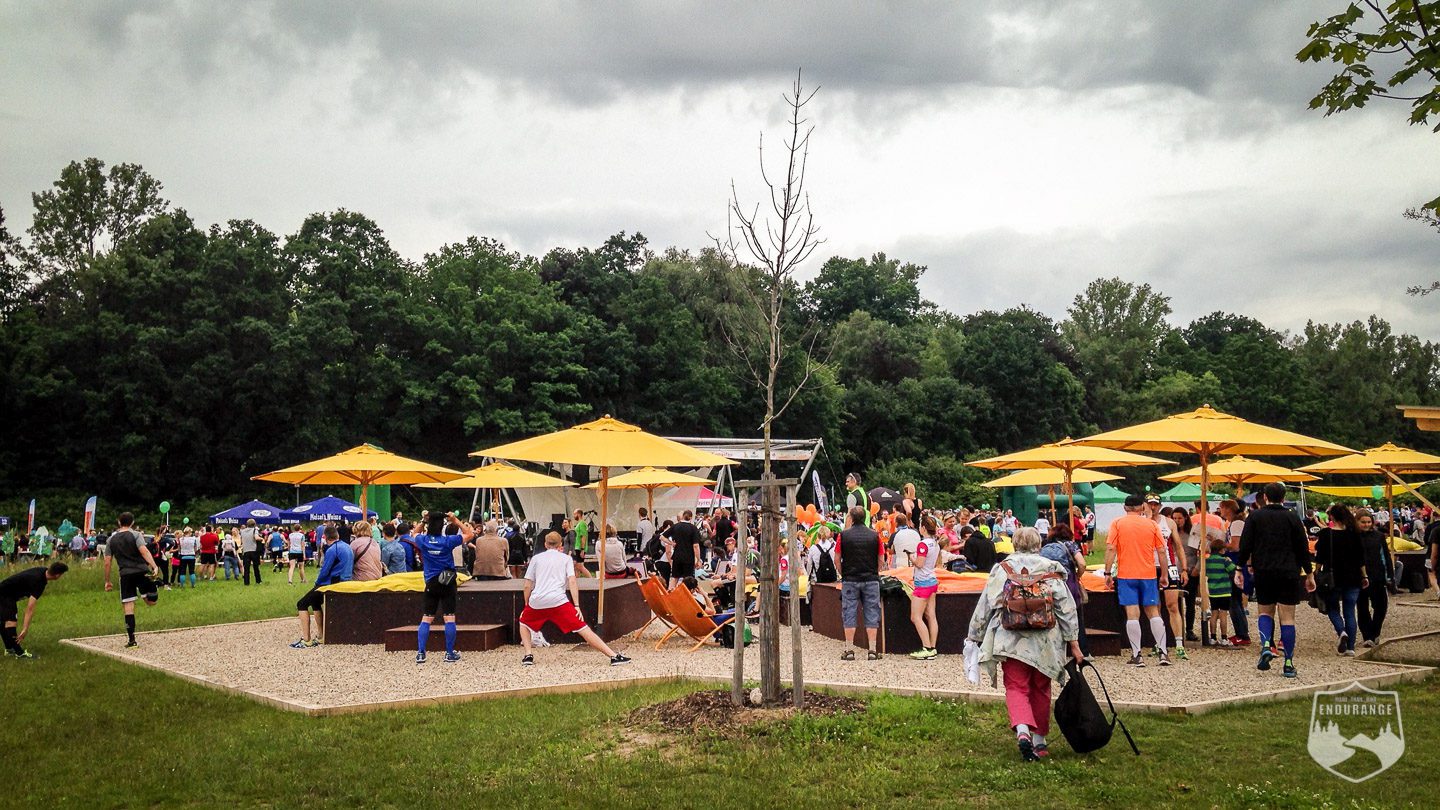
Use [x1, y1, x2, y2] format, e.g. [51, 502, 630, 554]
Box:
[631, 574, 679, 640]
[656, 582, 735, 652]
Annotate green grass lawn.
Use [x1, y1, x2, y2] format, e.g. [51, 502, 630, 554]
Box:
[0, 560, 1432, 808]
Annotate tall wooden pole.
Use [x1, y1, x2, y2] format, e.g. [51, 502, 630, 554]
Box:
[597, 467, 609, 625]
[1198, 450, 1213, 623]
[1064, 466, 1075, 534]
[759, 474, 781, 701]
[732, 488, 748, 706]
[787, 482, 804, 709]
[1385, 477, 1395, 550]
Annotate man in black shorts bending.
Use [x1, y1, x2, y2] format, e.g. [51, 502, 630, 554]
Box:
[1237, 482, 1315, 679]
[102, 512, 162, 648]
[1, 561, 68, 658]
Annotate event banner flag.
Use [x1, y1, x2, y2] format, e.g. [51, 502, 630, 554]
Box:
[27, 498, 35, 533]
[813, 470, 828, 514]
[84, 496, 97, 534]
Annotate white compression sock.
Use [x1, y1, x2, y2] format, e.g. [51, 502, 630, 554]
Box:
[1149, 616, 1168, 650]
[1126, 619, 1142, 655]
[1033, 733, 1046, 746]
[1016, 723, 1031, 738]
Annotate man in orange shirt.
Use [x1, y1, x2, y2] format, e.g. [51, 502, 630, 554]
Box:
[1103, 494, 1171, 667]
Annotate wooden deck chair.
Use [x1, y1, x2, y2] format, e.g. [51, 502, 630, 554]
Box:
[656, 581, 734, 652]
[631, 574, 678, 640]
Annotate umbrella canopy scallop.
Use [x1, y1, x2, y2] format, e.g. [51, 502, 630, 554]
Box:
[477, 417, 737, 469]
[416, 461, 576, 490]
[981, 468, 1122, 488]
[1160, 455, 1318, 485]
[1295, 442, 1440, 476]
[209, 499, 286, 526]
[1073, 406, 1354, 458]
[580, 467, 715, 490]
[254, 444, 467, 487]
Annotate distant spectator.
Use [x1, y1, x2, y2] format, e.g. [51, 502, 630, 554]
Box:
[380, 523, 406, 576]
[349, 523, 384, 582]
[470, 521, 510, 581]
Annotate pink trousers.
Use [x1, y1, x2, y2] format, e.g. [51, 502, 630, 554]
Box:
[1001, 657, 1053, 735]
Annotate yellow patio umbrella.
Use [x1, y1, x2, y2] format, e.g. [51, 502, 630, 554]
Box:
[1072, 405, 1354, 611]
[417, 461, 577, 490]
[1297, 443, 1440, 546]
[253, 444, 467, 516]
[982, 468, 1123, 524]
[581, 466, 715, 525]
[477, 416, 737, 622]
[1160, 455, 1318, 496]
[416, 460, 575, 521]
[967, 439, 1172, 524]
[1308, 482, 1428, 499]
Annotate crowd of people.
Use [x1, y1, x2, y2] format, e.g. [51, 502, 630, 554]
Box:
[5, 474, 1438, 765]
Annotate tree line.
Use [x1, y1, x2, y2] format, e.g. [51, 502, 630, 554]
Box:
[3, 158, 1439, 517]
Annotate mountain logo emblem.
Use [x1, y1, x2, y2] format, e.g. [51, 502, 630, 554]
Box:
[1309, 682, 1404, 783]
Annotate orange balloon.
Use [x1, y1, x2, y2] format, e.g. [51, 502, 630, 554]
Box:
[794, 504, 806, 522]
[870, 501, 880, 515]
[805, 505, 820, 524]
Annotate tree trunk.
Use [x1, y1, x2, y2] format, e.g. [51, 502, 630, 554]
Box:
[731, 488, 749, 706]
[758, 373, 782, 702]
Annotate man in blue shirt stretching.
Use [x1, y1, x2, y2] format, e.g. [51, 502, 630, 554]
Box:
[415, 513, 477, 664]
[290, 526, 353, 649]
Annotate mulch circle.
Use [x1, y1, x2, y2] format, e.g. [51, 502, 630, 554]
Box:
[628, 689, 864, 732]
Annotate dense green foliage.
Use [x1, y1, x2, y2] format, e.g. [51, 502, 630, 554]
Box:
[1, 562, 1434, 808]
[1299, 0, 1440, 212]
[4, 159, 1440, 514]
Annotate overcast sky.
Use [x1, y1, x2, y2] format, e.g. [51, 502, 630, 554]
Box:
[3, 1, 1438, 338]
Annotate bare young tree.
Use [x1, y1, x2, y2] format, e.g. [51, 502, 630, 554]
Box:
[712, 70, 825, 704]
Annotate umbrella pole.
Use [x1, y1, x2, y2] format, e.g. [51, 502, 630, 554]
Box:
[1064, 467, 1075, 537]
[597, 467, 609, 625]
[1048, 486, 1056, 527]
[1198, 452, 1212, 641]
[1385, 475, 1395, 550]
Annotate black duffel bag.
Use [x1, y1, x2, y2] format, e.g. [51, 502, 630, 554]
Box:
[1054, 659, 1139, 755]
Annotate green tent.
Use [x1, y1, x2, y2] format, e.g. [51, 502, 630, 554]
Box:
[1090, 482, 1130, 504]
[1156, 482, 1225, 502]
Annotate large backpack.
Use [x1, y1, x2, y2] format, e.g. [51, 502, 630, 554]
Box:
[999, 561, 1063, 631]
[1055, 659, 1140, 755]
[813, 540, 839, 583]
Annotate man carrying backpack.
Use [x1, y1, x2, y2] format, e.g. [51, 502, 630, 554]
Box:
[967, 527, 1082, 762]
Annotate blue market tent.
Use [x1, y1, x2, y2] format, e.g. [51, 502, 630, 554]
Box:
[210, 499, 285, 526]
[280, 495, 376, 523]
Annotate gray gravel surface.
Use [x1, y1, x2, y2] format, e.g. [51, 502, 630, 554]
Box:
[67, 599, 1435, 711]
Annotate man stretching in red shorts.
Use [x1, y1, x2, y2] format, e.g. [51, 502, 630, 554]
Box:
[519, 531, 632, 667]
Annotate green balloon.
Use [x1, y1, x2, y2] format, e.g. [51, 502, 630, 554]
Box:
[159, 501, 171, 514]
[981, 503, 990, 510]
[182, 517, 190, 525]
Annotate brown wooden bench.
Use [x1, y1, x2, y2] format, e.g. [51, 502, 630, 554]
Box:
[383, 623, 509, 652]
